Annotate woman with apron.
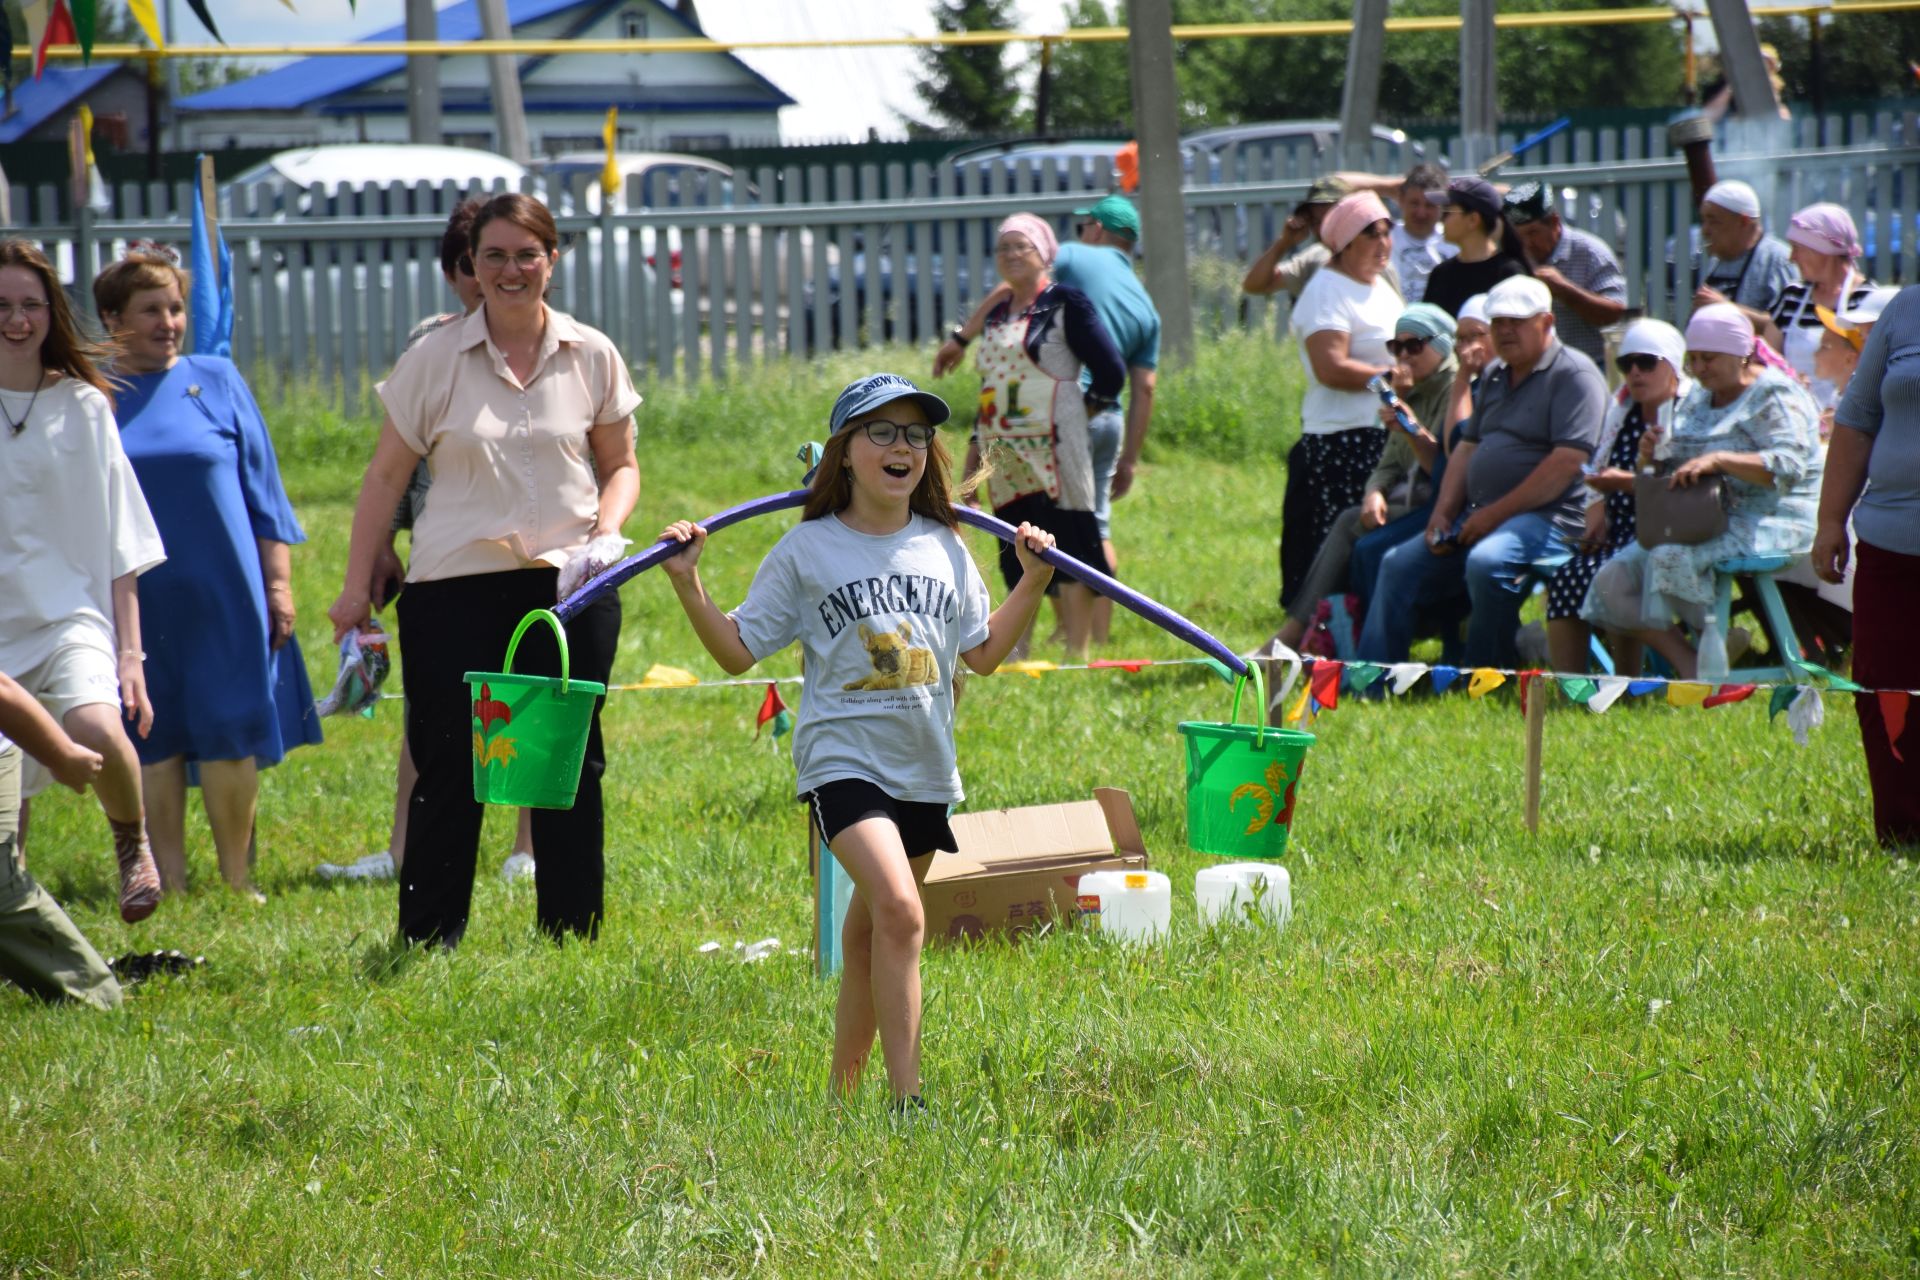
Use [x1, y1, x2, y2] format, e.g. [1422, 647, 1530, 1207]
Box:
[1768, 203, 1875, 415]
[964, 214, 1125, 662]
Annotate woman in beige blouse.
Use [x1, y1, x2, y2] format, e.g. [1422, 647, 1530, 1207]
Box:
[328, 193, 640, 947]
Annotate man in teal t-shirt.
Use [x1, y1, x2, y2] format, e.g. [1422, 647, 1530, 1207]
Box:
[935, 194, 1162, 644]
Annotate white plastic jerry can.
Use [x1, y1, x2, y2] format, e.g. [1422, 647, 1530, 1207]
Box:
[1195, 862, 1292, 929]
[1076, 869, 1172, 944]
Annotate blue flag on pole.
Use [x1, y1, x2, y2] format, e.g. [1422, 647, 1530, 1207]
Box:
[189, 156, 232, 357]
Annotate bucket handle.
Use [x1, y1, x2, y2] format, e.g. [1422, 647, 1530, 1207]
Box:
[502, 609, 571, 695]
[1229, 663, 1268, 746]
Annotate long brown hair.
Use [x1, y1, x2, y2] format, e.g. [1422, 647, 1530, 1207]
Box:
[0, 239, 113, 398]
[801, 424, 984, 529]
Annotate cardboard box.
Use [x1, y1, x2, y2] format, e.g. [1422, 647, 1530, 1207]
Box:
[810, 788, 1150, 974]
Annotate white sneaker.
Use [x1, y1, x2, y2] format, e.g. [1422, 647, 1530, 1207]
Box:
[501, 851, 536, 884]
[317, 851, 395, 882]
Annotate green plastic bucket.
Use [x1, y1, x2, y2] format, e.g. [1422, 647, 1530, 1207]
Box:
[463, 609, 606, 810]
[1177, 666, 1314, 858]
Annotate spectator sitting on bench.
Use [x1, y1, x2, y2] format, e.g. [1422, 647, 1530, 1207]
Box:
[1267, 303, 1466, 654]
[1357, 276, 1607, 668]
[1580, 304, 1823, 679]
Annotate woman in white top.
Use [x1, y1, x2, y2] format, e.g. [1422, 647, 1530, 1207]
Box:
[328, 195, 642, 948]
[1280, 192, 1403, 615]
[0, 239, 166, 923]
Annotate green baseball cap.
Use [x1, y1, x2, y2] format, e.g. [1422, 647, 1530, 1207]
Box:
[1072, 193, 1142, 240]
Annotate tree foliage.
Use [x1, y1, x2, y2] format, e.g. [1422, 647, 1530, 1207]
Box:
[912, 0, 1029, 134]
[1757, 12, 1920, 106]
[1040, 0, 1690, 132]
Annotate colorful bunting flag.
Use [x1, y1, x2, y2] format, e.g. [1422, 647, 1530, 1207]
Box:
[1792, 657, 1865, 693]
[1285, 685, 1313, 727]
[1879, 690, 1909, 762]
[1703, 683, 1757, 708]
[1308, 660, 1341, 710]
[1467, 668, 1505, 698]
[127, 0, 163, 48]
[183, 0, 224, 43]
[1626, 679, 1664, 697]
[67, 0, 95, 61]
[1090, 659, 1151, 673]
[1558, 676, 1598, 705]
[1786, 685, 1824, 745]
[1345, 661, 1385, 694]
[1666, 682, 1710, 708]
[601, 106, 621, 198]
[24, 0, 78, 78]
[1430, 665, 1461, 694]
[1587, 676, 1631, 713]
[639, 663, 699, 688]
[754, 681, 792, 741]
[1000, 659, 1057, 678]
[1387, 662, 1426, 696]
[1768, 684, 1797, 721]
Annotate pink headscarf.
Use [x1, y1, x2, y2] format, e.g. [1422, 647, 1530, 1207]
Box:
[1686, 303, 1758, 357]
[1687, 301, 1798, 376]
[1320, 191, 1392, 255]
[1786, 203, 1861, 260]
[997, 214, 1058, 267]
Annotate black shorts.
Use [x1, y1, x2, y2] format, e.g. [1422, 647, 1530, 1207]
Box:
[993, 493, 1106, 595]
[806, 778, 958, 861]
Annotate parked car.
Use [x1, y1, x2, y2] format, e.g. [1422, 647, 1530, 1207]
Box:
[539, 151, 825, 310]
[224, 144, 530, 218]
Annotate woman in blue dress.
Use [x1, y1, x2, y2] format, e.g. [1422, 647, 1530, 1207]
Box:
[93, 252, 320, 900]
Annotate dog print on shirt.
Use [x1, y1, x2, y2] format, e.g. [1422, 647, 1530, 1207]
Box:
[843, 621, 939, 690]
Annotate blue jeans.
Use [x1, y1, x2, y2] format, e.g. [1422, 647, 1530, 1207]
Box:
[1357, 510, 1569, 667]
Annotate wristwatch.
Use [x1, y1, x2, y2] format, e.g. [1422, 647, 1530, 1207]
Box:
[948, 323, 970, 347]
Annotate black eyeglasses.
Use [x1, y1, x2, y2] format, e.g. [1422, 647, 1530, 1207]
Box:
[1386, 337, 1429, 358]
[1615, 353, 1663, 374]
[859, 420, 936, 449]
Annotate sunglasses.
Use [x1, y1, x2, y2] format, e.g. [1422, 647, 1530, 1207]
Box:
[1615, 353, 1664, 374]
[1386, 337, 1429, 358]
[858, 420, 936, 450]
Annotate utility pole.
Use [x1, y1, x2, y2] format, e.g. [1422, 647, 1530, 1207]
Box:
[405, 0, 444, 145]
[1338, 0, 1388, 170]
[1458, 0, 1497, 171]
[477, 0, 531, 162]
[1126, 0, 1193, 364]
[164, 0, 183, 151]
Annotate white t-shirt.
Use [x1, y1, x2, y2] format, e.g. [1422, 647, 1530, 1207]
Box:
[729, 513, 992, 804]
[0, 378, 165, 677]
[1290, 267, 1403, 434]
[1391, 223, 1457, 304]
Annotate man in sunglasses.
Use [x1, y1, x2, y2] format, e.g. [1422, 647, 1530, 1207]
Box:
[1503, 182, 1625, 366]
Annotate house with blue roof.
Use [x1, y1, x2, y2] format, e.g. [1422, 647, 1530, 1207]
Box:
[175, 0, 792, 156]
[0, 62, 154, 147]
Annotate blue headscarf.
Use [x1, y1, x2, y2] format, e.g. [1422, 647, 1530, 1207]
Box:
[1394, 302, 1457, 359]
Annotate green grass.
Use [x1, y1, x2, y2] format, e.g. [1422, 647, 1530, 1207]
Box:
[5, 341, 1918, 1279]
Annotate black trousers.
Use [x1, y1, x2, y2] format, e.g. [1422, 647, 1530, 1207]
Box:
[396, 567, 621, 946]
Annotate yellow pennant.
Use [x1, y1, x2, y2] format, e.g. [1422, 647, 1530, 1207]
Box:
[1286, 685, 1313, 726]
[127, 0, 164, 48]
[639, 663, 699, 688]
[1467, 668, 1506, 698]
[999, 659, 1057, 678]
[601, 107, 620, 198]
[1666, 681, 1710, 708]
[77, 103, 96, 165]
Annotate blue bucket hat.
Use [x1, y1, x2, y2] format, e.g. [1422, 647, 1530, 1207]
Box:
[829, 373, 951, 434]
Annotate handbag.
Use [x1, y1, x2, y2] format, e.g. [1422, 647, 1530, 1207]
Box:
[1634, 471, 1729, 548]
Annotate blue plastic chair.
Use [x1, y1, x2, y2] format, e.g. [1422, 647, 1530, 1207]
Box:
[1710, 554, 1807, 683]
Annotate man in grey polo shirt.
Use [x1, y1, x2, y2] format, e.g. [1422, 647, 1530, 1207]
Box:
[1358, 276, 1608, 667]
[1505, 181, 1626, 365]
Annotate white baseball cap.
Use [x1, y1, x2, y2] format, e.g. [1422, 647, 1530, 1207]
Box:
[1703, 179, 1762, 219]
[1486, 275, 1553, 320]
[1839, 285, 1900, 328]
